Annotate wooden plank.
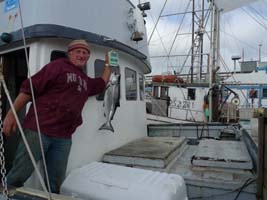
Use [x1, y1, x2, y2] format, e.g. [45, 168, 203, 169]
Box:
[16, 187, 75, 200]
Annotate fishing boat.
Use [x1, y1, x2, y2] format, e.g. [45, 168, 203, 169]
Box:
[146, 0, 267, 124]
[147, 65, 267, 123]
[0, 0, 186, 199]
[0, 0, 265, 200]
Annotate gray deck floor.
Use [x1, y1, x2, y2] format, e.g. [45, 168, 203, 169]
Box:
[169, 142, 256, 193]
[103, 136, 257, 198]
[192, 139, 253, 169]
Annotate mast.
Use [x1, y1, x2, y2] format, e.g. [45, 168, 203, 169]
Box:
[191, 0, 195, 83]
[191, 0, 206, 83]
[209, 0, 220, 122]
[199, 0, 205, 81]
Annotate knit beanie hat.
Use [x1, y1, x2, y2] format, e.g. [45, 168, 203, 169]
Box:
[68, 39, 90, 53]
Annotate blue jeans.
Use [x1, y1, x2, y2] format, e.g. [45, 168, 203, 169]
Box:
[7, 129, 72, 194]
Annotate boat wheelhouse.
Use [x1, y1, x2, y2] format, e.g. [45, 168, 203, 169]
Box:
[0, 0, 150, 182]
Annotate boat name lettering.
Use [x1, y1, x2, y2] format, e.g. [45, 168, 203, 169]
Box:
[170, 99, 194, 109]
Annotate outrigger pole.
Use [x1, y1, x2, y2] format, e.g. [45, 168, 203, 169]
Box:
[209, 0, 220, 122]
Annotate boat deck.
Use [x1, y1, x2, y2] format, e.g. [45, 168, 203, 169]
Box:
[103, 136, 257, 200]
[169, 140, 255, 191]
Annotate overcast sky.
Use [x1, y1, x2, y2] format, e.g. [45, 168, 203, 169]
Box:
[131, 0, 267, 75]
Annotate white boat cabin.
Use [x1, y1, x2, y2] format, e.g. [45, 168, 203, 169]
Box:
[148, 63, 267, 122]
[0, 0, 151, 180]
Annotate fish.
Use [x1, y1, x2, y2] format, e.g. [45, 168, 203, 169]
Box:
[99, 72, 120, 132]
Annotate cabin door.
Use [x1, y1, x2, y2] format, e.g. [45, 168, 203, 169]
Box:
[1, 49, 28, 173]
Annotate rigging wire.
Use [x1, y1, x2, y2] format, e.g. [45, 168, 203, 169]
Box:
[241, 7, 267, 30]
[218, 54, 250, 107]
[168, 1, 191, 56]
[224, 19, 243, 53]
[163, 2, 212, 122]
[147, 0, 169, 45]
[221, 30, 267, 54]
[214, 18, 251, 107]
[15, 1, 52, 198]
[247, 5, 267, 22]
[148, 13, 169, 56]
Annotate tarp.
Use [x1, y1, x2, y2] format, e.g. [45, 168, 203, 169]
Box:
[214, 0, 259, 12]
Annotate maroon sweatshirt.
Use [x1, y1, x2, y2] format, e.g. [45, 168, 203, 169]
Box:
[20, 58, 106, 138]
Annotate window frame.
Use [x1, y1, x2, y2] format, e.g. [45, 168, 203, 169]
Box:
[125, 67, 137, 101]
[262, 88, 267, 98]
[153, 86, 159, 98]
[139, 73, 145, 101]
[160, 86, 169, 99]
[187, 88, 196, 100]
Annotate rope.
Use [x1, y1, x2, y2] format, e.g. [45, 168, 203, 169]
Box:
[1, 79, 49, 194]
[0, 81, 9, 200]
[8, 1, 53, 198]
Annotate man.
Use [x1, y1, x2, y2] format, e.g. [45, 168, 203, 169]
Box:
[249, 88, 256, 107]
[3, 39, 111, 193]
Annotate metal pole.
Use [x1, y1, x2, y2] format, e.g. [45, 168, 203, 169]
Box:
[191, 0, 195, 83]
[234, 60, 236, 74]
[209, 0, 217, 122]
[259, 44, 262, 63]
[257, 116, 265, 199]
[199, 0, 205, 81]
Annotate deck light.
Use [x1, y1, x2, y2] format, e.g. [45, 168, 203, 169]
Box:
[137, 2, 151, 11]
[137, 2, 151, 18]
[1, 32, 12, 43]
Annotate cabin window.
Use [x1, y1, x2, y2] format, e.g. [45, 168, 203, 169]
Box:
[262, 89, 267, 98]
[153, 86, 159, 98]
[125, 68, 137, 100]
[94, 59, 120, 100]
[139, 73, 144, 100]
[188, 88, 196, 100]
[50, 50, 67, 61]
[160, 86, 169, 99]
[94, 59, 106, 100]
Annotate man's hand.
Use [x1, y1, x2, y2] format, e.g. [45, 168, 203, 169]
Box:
[3, 111, 17, 136]
[2, 92, 31, 136]
[101, 52, 112, 84]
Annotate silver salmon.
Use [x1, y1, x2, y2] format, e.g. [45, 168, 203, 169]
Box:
[99, 72, 120, 132]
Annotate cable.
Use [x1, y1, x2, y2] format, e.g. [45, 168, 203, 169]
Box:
[168, 1, 191, 56]
[189, 177, 256, 199]
[17, 1, 52, 198]
[1, 79, 48, 194]
[233, 178, 256, 200]
[241, 7, 267, 30]
[148, 13, 169, 55]
[147, 0, 168, 45]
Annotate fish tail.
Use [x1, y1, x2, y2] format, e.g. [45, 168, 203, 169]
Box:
[99, 122, 114, 132]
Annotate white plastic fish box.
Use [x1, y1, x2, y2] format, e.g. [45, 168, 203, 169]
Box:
[60, 162, 188, 200]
